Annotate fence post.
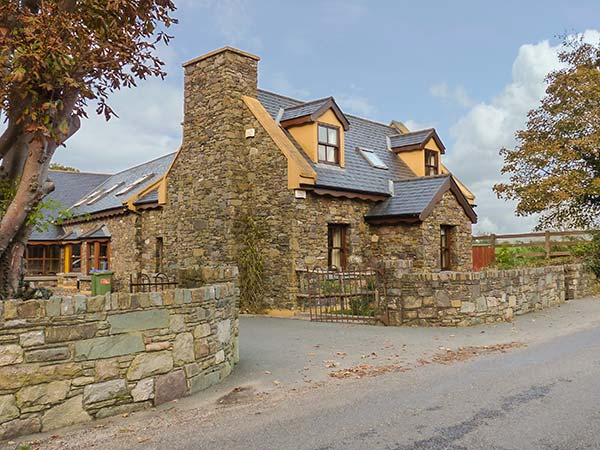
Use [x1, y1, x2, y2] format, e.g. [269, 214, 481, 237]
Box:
[491, 234, 496, 263]
[545, 231, 551, 259]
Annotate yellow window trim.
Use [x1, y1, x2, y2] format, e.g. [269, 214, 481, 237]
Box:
[242, 95, 317, 189]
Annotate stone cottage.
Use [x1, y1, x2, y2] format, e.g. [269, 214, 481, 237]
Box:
[27, 46, 477, 307]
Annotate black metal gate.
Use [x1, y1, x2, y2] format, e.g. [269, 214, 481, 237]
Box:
[296, 266, 388, 325]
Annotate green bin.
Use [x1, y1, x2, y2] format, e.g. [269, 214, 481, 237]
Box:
[91, 271, 113, 296]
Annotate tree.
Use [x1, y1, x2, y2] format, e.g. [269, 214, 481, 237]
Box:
[494, 36, 600, 230]
[0, 1, 176, 297]
[49, 163, 79, 172]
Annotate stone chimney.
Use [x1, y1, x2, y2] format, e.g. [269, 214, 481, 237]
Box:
[161, 47, 261, 270]
[181, 47, 259, 147]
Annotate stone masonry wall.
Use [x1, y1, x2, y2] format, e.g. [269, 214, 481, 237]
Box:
[385, 264, 570, 326]
[565, 263, 600, 299]
[157, 49, 259, 276]
[0, 278, 239, 441]
[420, 191, 473, 272]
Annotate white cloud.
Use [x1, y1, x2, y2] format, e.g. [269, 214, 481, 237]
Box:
[403, 119, 436, 132]
[430, 82, 474, 108]
[337, 94, 376, 117]
[445, 30, 600, 234]
[194, 0, 261, 50]
[53, 47, 184, 173]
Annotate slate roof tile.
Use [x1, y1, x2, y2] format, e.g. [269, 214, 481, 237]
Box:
[30, 171, 111, 241]
[365, 175, 450, 218]
[257, 89, 416, 195]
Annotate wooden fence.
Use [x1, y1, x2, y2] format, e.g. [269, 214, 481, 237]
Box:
[472, 230, 593, 271]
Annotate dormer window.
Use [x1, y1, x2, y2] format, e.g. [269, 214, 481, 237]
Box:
[318, 124, 340, 164]
[425, 150, 438, 176]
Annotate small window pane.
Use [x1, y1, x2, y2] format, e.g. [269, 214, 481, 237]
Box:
[28, 260, 43, 275]
[318, 126, 327, 143]
[331, 249, 341, 268]
[327, 128, 337, 145]
[326, 146, 336, 163]
[71, 244, 82, 272]
[318, 144, 327, 161]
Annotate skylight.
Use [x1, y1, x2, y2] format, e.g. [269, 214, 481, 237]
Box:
[115, 173, 155, 196]
[104, 182, 125, 195]
[71, 189, 102, 208]
[358, 147, 388, 169]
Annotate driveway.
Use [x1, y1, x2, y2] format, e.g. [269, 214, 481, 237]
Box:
[8, 297, 600, 450]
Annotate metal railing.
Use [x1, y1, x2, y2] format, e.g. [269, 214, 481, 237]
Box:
[129, 272, 178, 293]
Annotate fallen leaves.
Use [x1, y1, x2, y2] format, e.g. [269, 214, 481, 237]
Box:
[326, 342, 525, 381]
[329, 363, 411, 379]
[430, 342, 525, 365]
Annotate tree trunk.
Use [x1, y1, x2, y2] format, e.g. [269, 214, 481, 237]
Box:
[0, 223, 32, 298]
[0, 135, 56, 298]
[0, 100, 79, 298]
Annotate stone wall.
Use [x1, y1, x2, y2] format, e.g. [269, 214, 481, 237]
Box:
[565, 263, 600, 299]
[384, 264, 584, 326]
[0, 278, 238, 440]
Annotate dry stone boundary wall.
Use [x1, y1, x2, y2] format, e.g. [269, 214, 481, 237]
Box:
[0, 273, 239, 441]
[385, 263, 598, 326]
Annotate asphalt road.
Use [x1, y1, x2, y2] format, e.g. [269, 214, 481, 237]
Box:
[154, 325, 600, 450]
[14, 299, 600, 450]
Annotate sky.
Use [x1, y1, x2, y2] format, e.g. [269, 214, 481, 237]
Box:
[47, 0, 600, 234]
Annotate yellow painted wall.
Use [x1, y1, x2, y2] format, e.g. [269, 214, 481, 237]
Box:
[397, 137, 441, 176]
[287, 109, 345, 167]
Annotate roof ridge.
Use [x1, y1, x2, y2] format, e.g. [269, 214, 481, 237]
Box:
[104, 151, 177, 179]
[259, 88, 397, 131]
[283, 96, 333, 110]
[391, 128, 435, 137]
[258, 88, 305, 104]
[49, 169, 112, 176]
[393, 174, 451, 183]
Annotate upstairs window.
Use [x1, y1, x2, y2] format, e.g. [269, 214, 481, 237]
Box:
[318, 124, 340, 164]
[425, 150, 438, 176]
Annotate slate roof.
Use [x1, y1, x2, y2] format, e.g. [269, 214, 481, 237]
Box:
[389, 129, 436, 150]
[30, 171, 111, 241]
[134, 188, 159, 205]
[280, 97, 331, 122]
[365, 174, 477, 223]
[258, 90, 416, 195]
[69, 152, 176, 217]
[366, 175, 450, 219]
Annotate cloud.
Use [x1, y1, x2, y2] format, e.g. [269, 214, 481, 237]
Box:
[194, 0, 261, 49]
[404, 119, 436, 132]
[337, 94, 376, 117]
[52, 47, 184, 173]
[430, 82, 474, 108]
[445, 30, 600, 233]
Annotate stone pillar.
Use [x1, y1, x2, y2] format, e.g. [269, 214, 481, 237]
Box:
[162, 47, 260, 273]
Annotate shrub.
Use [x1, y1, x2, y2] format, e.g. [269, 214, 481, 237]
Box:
[584, 231, 600, 277]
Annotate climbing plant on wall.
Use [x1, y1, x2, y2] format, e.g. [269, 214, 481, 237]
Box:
[237, 214, 267, 314]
